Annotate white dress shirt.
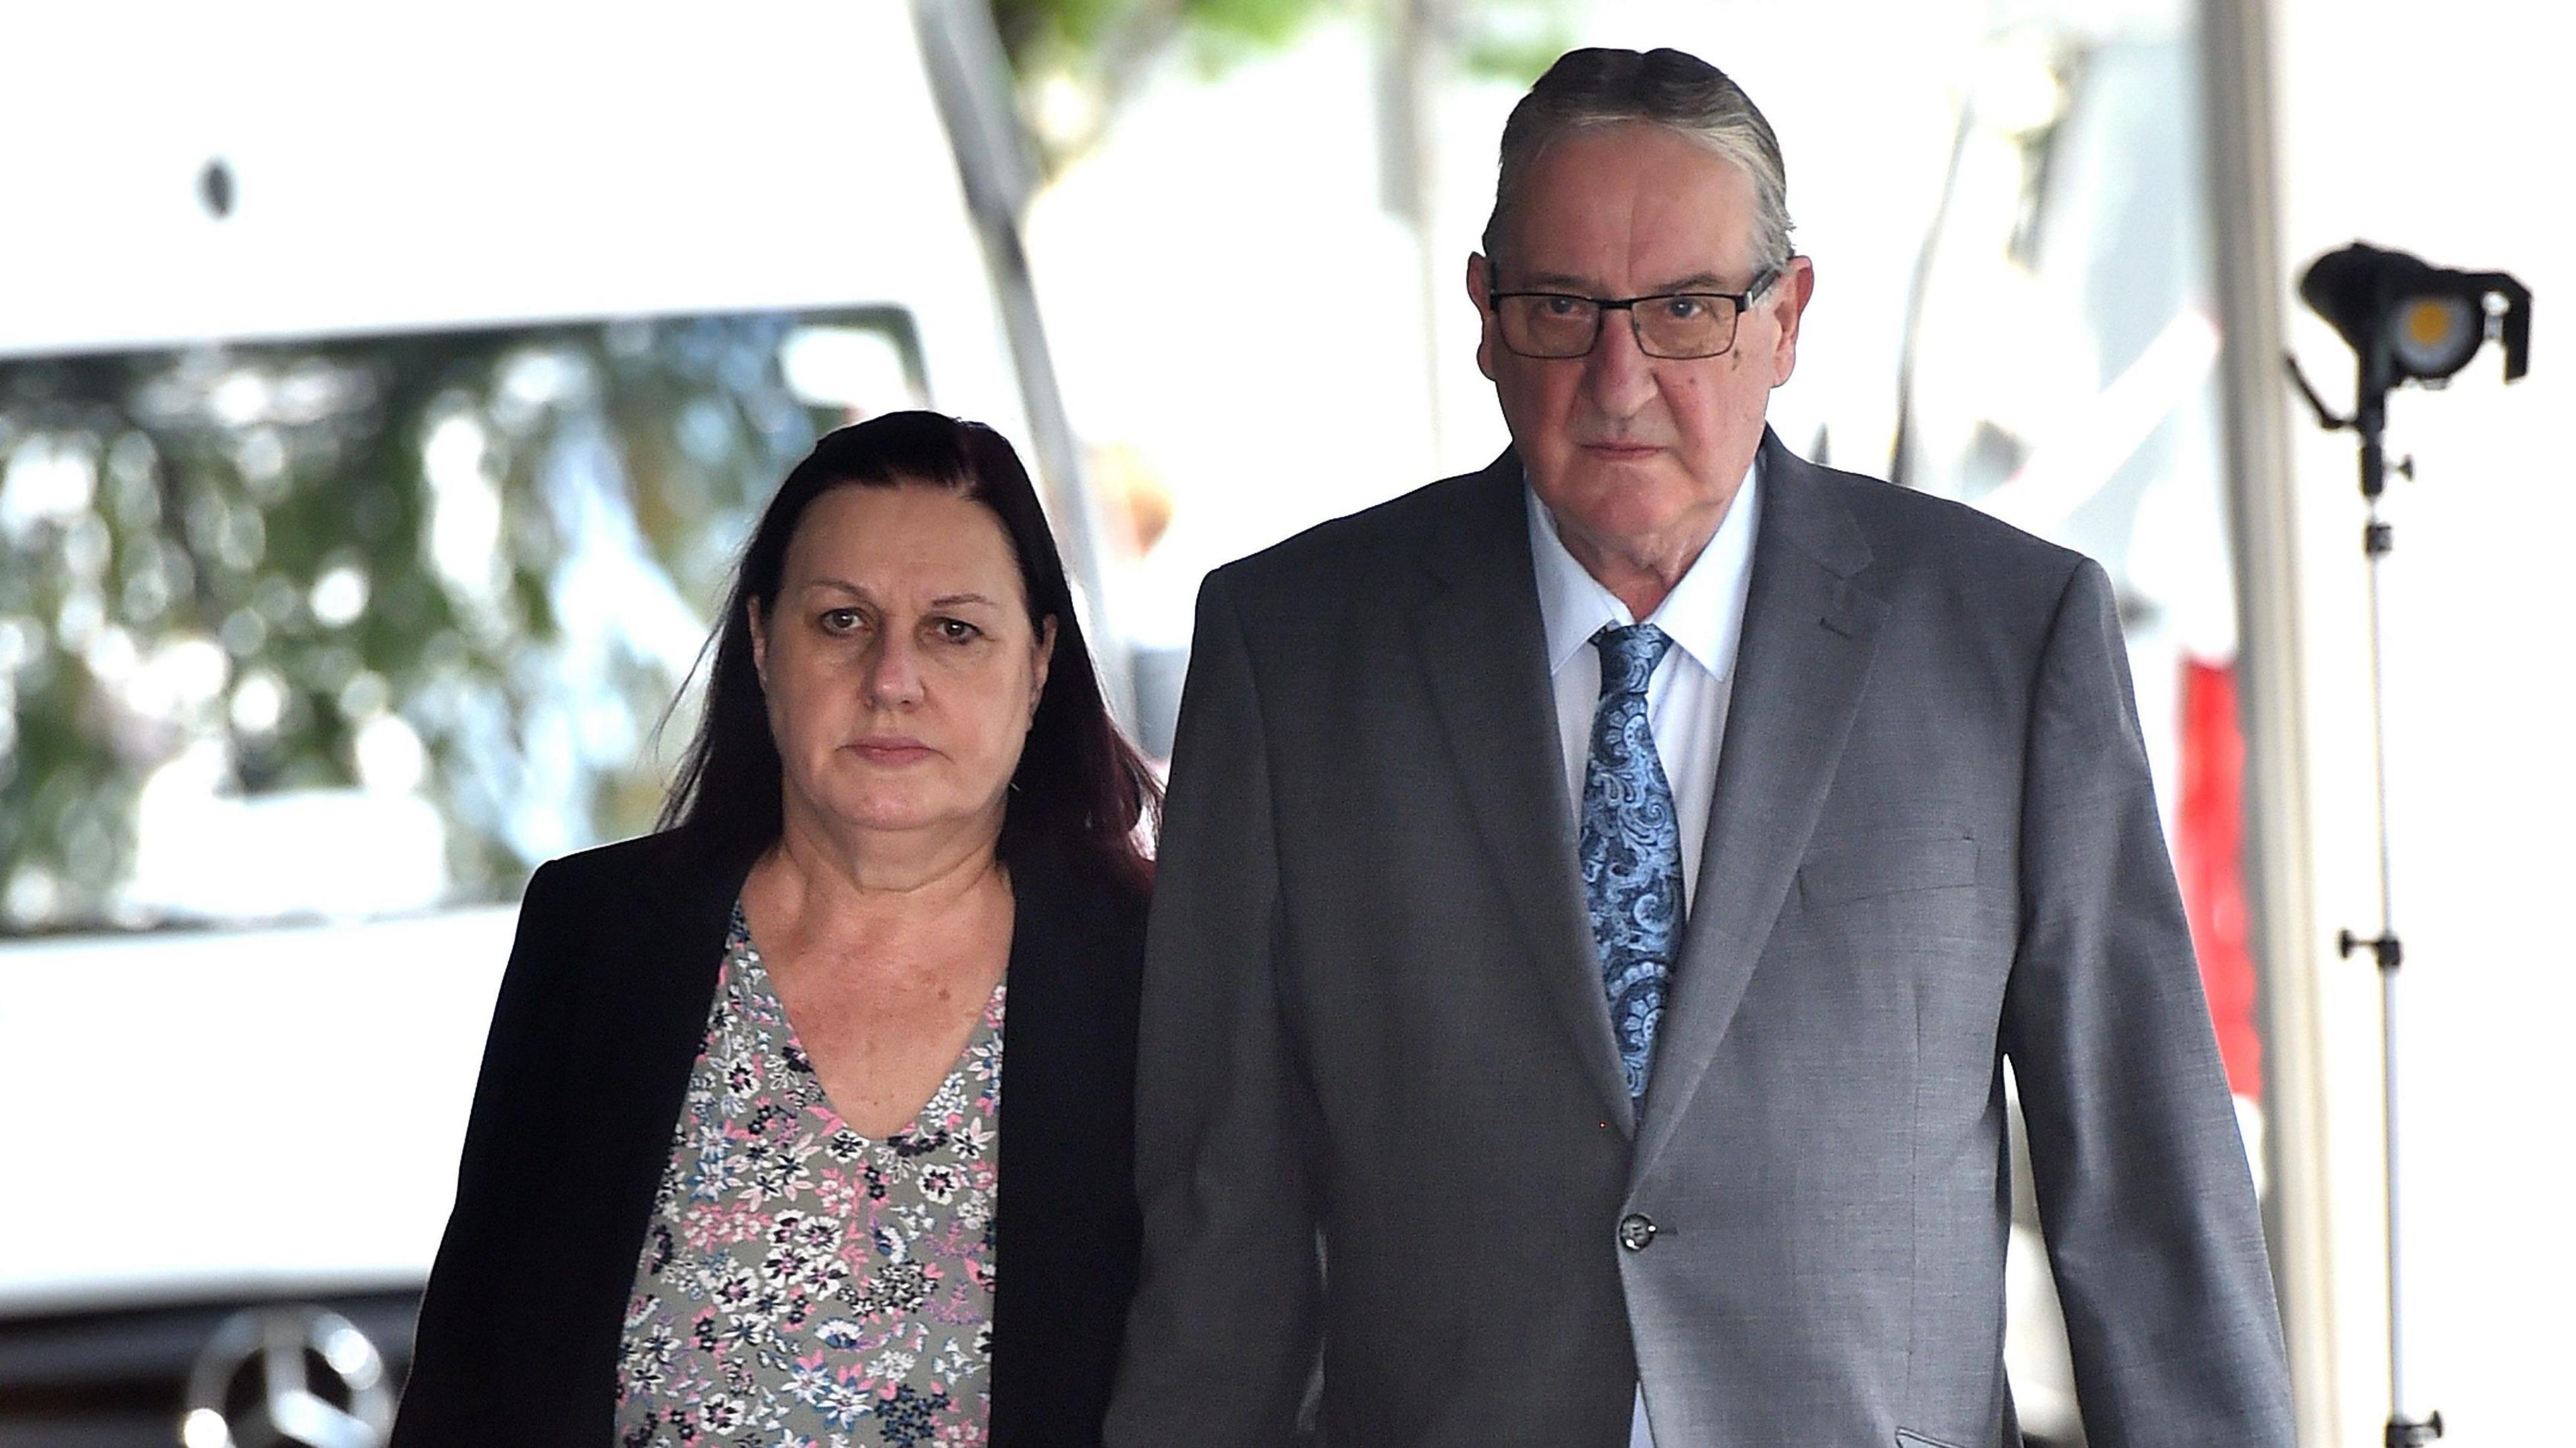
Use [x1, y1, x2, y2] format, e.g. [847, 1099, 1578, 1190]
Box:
[1523, 457, 1761, 1448]
[1527, 458, 1760, 913]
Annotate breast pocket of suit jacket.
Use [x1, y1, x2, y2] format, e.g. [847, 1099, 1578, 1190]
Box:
[1784, 828, 2005, 1063]
[1788, 828, 2000, 974]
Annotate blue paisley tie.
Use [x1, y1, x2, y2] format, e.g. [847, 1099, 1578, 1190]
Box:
[1580, 623, 1682, 1103]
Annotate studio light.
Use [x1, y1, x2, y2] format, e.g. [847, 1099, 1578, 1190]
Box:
[2299, 241, 2530, 391]
[2284, 239, 2533, 1448]
[2288, 241, 2532, 503]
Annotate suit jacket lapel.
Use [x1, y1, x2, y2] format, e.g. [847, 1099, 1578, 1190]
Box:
[1411, 452, 1636, 1133]
[1633, 436, 1887, 1180]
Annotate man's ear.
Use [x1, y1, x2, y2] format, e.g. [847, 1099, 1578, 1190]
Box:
[1767, 255, 1818, 388]
[1468, 252, 1499, 382]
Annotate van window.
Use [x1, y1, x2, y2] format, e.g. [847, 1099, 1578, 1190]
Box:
[0, 308, 926, 934]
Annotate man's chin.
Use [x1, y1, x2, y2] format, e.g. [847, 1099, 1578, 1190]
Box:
[1549, 455, 1690, 510]
[1538, 465, 1734, 555]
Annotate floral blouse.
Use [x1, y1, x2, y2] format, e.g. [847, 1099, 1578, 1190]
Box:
[615, 905, 1004, 1447]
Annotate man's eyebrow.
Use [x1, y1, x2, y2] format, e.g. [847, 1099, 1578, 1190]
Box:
[1511, 271, 1595, 292]
[1503, 270, 1743, 294]
[1647, 272, 1737, 294]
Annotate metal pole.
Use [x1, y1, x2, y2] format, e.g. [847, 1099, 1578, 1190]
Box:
[2197, 0, 2339, 1435]
[2339, 468, 2441, 1448]
[2359, 500, 2404, 1418]
[910, 0, 1139, 730]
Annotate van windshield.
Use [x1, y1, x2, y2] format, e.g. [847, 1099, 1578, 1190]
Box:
[0, 308, 925, 935]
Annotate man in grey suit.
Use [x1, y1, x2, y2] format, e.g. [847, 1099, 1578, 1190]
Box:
[1106, 46, 2293, 1448]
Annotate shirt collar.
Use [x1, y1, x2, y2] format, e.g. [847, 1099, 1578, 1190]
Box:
[1525, 454, 1761, 683]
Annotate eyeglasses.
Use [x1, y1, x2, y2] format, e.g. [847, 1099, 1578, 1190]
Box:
[1487, 266, 1781, 360]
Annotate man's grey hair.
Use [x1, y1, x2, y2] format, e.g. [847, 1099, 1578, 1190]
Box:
[1481, 47, 1794, 289]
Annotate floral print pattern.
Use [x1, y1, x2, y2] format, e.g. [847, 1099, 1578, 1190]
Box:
[616, 905, 1002, 1447]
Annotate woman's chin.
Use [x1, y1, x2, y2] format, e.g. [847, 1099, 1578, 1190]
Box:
[802, 790, 1002, 845]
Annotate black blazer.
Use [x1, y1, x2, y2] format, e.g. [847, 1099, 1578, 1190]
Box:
[392, 830, 1146, 1445]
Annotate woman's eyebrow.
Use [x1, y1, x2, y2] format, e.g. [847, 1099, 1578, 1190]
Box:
[796, 581, 1001, 610]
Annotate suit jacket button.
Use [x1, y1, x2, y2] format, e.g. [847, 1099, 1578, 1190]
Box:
[1618, 1213, 1658, 1251]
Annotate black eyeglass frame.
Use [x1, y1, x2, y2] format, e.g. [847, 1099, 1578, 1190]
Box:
[1485, 264, 1784, 360]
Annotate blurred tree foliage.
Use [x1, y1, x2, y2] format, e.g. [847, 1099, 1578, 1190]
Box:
[0, 312, 902, 934]
[988, 0, 1576, 169]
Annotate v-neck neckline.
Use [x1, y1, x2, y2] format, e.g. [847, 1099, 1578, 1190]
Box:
[724, 903, 1004, 1144]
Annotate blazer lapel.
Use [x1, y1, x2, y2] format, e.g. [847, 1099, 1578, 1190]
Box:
[1633, 436, 1888, 1180]
[1411, 452, 1635, 1133]
[588, 834, 752, 1253]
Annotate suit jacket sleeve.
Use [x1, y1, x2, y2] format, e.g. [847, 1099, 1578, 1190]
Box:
[2002, 558, 2296, 1445]
[390, 860, 578, 1443]
[1106, 569, 1324, 1447]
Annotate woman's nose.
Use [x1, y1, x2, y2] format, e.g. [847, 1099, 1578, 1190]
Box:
[865, 635, 926, 708]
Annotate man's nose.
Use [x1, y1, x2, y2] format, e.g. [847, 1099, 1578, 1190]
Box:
[865, 634, 926, 708]
[1582, 311, 1658, 417]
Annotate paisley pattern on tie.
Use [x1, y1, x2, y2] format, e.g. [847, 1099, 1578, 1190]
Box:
[1579, 623, 1684, 1103]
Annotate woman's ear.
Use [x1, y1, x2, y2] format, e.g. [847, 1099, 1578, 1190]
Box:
[1028, 616, 1058, 726]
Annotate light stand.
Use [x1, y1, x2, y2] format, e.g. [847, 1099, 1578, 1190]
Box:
[2286, 240, 2530, 1448]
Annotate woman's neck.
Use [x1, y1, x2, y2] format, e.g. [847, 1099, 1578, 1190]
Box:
[748, 809, 1012, 958]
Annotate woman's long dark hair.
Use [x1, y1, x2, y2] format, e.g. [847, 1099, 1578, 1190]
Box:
[659, 411, 1160, 897]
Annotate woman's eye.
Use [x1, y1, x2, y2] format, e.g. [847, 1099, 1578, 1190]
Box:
[932, 618, 982, 644]
[820, 608, 865, 634]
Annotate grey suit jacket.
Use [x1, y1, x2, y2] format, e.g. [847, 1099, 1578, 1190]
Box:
[1106, 437, 2294, 1448]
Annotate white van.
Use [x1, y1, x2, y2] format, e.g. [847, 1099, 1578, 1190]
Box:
[0, 3, 1098, 1441]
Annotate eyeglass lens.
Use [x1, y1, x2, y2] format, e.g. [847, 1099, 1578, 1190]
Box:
[1499, 294, 1741, 359]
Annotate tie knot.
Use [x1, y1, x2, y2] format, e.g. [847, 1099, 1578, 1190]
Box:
[1592, 623, 1671, 699]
